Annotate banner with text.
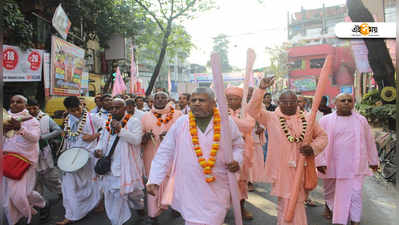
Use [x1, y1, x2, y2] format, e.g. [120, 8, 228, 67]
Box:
[3, 45, 43, 82]
[51, 36, 85, 96]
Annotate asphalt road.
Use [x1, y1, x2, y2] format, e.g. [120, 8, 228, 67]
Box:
[11, 176, 398, 225]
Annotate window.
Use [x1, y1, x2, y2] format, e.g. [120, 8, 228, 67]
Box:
[310, 58, 325, 68]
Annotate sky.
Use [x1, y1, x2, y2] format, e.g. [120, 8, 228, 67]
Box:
[184, 0, 346, 69]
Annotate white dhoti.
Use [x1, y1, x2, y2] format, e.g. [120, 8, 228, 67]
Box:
[102, 175, 144, 225]
[61, 159, 101, 221]
[323, 176, 364, 224]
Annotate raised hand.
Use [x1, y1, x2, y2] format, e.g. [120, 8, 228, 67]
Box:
[259, 77, 275, 90]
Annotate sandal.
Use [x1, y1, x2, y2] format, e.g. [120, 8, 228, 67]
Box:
[304, 199, 317, 207]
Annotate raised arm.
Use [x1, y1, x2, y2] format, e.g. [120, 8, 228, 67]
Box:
[246, 77, 275, 127]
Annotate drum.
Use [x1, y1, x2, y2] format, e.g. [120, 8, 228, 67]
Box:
[57, 147, 89, 172]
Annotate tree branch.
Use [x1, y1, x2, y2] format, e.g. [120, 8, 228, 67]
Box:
[156, 0, 168, 19]
[171, 0, 197, 20]
[133, 0, 165, 32]
[170, 0, 175, 18]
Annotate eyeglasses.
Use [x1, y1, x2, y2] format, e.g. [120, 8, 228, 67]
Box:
[339, 99, 353, 103]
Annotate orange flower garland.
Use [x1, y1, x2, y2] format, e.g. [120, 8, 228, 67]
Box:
[189, 108, 221, 183]
[105, 114, 132, 134]
[154, 107, 175, 126]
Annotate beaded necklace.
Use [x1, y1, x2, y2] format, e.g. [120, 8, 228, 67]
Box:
[279, 111, 307, 143]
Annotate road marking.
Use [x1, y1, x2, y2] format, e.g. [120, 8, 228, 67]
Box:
[247, 192, 278, 217]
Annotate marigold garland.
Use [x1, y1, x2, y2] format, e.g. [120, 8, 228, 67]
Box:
[153, 107, 175, 126]
[64, 110, 88, 137]
[189, 108, 221, 183]
[105, 113, 132, 134]
[279, 111, 307, 143]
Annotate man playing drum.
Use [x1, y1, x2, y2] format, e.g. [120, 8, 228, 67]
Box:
[56, 96, 103, 225]
[94, 98, 145, 225]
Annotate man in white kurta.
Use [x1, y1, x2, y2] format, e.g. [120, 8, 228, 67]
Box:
[147, 88, 244, 225]
[316, 94, 379, 225]
[95, 99, 145, 225]
[57, 96, 102, 225]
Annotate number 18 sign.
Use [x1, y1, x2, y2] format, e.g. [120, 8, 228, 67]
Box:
[3, 45, 43, 82]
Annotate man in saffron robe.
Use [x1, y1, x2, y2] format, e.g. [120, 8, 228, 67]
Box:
[147, 87, 244, 225]
[141, 91, 183, 224]
[225, 86, 256, 220]
[316, 93, 378, 225]
[247, 77, 328, 225]
[2, 95, 46, 225]
[56, 96, 102, 225]
[95, 98, 145, 225]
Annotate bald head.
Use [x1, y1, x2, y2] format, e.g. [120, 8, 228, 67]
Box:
[279, 90, 298, 116]
[335, 93, 354, 116]
[10, 95, 27, 113]
[111, 98, 126, 120]
[279, 91, 297, 101]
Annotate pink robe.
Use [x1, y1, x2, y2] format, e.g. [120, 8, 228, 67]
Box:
[141, 105, 182, 217]
[2, 110, 46, 225]
[316, 112, 379, 224]
[148, 115, 244, 225]
[249, 125, 267, 183]
[247, 88, 328, 225]
[229, 108, 255, 200]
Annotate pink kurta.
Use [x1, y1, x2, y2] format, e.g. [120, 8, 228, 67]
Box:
[148, 115, 244, 225]
[141, 105, 182, 217]
[316, 112, 378, 224]
[247, 88, 328, 225]
[229, 108, 255, 200]
[2, 110, 46, 225]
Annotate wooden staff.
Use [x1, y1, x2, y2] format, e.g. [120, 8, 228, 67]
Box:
[211, 53, 243, 225]
[241, 48, 256, 118]
[284, 55, 333, 222]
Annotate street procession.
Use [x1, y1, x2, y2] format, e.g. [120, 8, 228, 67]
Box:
[1, 1, 398, 225]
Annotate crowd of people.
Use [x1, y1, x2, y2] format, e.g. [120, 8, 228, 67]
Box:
[2, 77, 379, 225]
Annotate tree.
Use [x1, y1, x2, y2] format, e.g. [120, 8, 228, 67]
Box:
[2, 0, 34, 50]
[133, 0, 214, 96]
[265, 42, 292, 78]
[347, 0, 395, 88]
[208, 34, 233, 73]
